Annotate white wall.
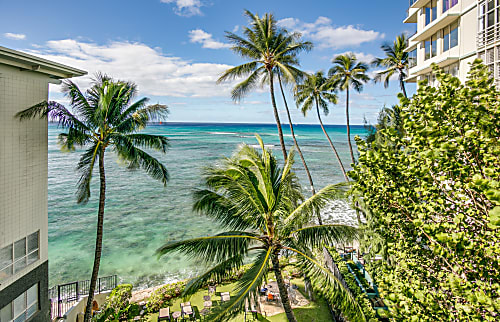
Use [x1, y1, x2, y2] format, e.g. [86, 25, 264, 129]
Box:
[0, 63, 49, 290]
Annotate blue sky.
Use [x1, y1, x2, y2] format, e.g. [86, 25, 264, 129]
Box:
[0, 0, 415, 124]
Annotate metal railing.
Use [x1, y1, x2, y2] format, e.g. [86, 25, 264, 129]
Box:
[478, 24, 500, 48]
[49, 275, 118, 319]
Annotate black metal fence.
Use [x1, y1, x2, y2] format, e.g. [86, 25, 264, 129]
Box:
[49, 275, 118, 319]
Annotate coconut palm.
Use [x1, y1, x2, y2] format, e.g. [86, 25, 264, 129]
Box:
[372, 34, 409, 98]
[294, 71, 349, 182]
[157, 136, 362, 322]
[329, 53, 370, 165]
[217, 10, 312, 161]
[16, 74, 170, 322]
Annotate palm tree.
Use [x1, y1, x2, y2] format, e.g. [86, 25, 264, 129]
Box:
[17, 74, 170, 322]
[294, 71, 349, 182]
[217, 10, 312, 161]
[157, 136, 363, 322]
[329, 53, 370, 165]
[372, 34, 409, 98]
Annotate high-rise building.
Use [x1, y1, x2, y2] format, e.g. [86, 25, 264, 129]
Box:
[404, 0, 481, 86]
[0, 46, 86, 322]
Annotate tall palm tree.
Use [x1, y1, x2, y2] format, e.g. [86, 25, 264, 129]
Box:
[372, 34, 409, 98]
[217, 10, 312, 161]
[294, 71, 349, 182]
[329, 53, 370, 165]
[157, 136, 362, 322]
[16, 74, 170, 322]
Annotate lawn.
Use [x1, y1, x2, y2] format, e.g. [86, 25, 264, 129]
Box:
[142, 278, 331, 322]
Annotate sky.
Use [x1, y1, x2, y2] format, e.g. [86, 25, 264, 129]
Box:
[0, 0, 416, 125]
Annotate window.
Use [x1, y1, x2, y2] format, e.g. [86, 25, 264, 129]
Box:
[408, 49, 417, 68]
[443, 0, 458, 13]
[443, 63, 459, 77]
[425, 0, 438, 25]
[425, 33, 438, 60]
[0, 231, 39, 281]
[443, 22, 459, 52]
[0, 284, 39, 322]
[479, 0, 500, 46]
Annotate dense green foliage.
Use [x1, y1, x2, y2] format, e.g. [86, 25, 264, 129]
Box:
[94, 284, 136, 321]
[327, 249, 377, 321]
[157, 136, 361, 322]
[351, 61, 500, 320]
[145, 282, 186, 312]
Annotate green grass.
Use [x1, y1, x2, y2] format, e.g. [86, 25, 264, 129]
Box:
[141, 278, 331, 322]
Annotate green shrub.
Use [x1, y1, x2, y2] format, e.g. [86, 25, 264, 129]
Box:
[94, 284, 133, 322]
[145, 282, 186, 313]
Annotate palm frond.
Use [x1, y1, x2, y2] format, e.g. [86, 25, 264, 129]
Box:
[288, 224, 358, 249]
[75, 142, 101, 204]
[156, 232, 261, 264]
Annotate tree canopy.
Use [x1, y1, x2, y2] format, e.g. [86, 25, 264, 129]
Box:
[350, 60, 500, 320]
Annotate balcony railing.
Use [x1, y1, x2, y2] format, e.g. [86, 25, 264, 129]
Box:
[478, 24, 500, 48]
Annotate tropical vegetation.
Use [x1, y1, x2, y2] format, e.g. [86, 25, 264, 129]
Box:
[157, 136, 362, 322]
[218, 10, 312, 161]
[350, 61, 500, 320]
[294, 71, 349, 182]
[16, 74, 170, 322]
[372, 34, 409, 98]
[329, 53, 370, 165]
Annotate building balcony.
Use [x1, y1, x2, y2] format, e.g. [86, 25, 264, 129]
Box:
[410, 0, 430, 9]
[410, 11, 460, 42]
[404, 8, 419, 23]
[408, 52, 460, 79]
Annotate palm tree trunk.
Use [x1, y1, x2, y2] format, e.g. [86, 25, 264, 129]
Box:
[276, 76, 317, 198]
[277, 75, 317, 301]
[346, 87, 355, 165]
[268, 70, 288, 161]
[83, 147, 106, 322]
[399, 71, 408, 98]
[315, 101, 349, 182]
[271, 253, 297, 322]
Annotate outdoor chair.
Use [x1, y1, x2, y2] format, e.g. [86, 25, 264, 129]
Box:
[203, 295, 211, 301]
[158, 307, 170, 321]
[181, 303, 193, 319]
[208, 285, 216, 295]
[220, 291, 230, 302]
[203, 300, 212, 309]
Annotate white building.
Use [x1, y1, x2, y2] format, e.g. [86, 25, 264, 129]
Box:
[0, 46, 86, 322]
[404, 0, 482, 85]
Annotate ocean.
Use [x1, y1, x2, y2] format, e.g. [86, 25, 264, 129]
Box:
[48, 122, 367, 288]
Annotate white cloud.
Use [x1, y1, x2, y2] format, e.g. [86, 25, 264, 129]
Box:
[160, 0, 204, 17]
[27, 39, 236, 98]
[4, 32, 26, 40]
[333, 51, 375, 64]
[278, 17, 384, 49]
[188, 29, 231, 49]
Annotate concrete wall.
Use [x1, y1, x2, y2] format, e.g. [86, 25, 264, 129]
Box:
[63, 292, 111, 322]
[0, 63, 49, 290]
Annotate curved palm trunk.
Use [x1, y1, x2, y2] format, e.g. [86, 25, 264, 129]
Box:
[271, 253, 297, 322]
[268, 70, 288, 161]
[83, 148, 106, 322]
[346, 87, 355, 165]
[315, 100, 349, 182]
[277, 76, 319, 212]
[277, 76, 317, 301]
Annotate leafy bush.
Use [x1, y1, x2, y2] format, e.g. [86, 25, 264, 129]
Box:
[351, 61, 500, 320]
[145, 282, 185, 312]
[94, 284, 133, 322]
[327, 248, 378, 321]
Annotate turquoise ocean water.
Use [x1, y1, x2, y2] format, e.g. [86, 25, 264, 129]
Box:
[48, 122, 367, 288]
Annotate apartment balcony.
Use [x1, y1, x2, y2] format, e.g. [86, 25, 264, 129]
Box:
[478, 24, 500, 48]
[404, 8, 418, 23]
[410, 0, 430, 9]
[410, 11, 460, 42]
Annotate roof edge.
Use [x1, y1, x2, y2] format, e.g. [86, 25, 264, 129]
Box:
[0, 46, 87, 79]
